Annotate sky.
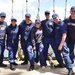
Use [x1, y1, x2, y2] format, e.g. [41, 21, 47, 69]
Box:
[0, 0, 75, 25]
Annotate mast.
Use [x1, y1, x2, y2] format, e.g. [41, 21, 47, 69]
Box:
[22, 0, 24, 20]
[26, 0, 28, 13]
[53, 0, 55, 14]
[64, 0, 67, 19]
[36, 0, 40, 19]
[11, 0, 14, 18]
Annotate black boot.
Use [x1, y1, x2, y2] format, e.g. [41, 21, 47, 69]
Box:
[72, 60, 74, 64]
[13, 62, 18, 66]
[29, 64, 34, 71]
[10, 63, 15, 70]
[21, 61, 28, 65]
[0, 63, 7, 67]
[67, 69, 74, 75]
[54, 63, 65, 68]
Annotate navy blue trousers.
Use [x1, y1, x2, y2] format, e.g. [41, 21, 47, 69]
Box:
[67, 41, 75, 61]
[0, 42, 5, 64]
[27, 42, 44, 67]
[55, 42, 72, 70]
[42, 37, 68, 66]
[7, 46, 18, 63]
[21, 41, 29, 63]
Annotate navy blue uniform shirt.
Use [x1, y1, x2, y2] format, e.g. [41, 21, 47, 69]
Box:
[41, 19, 55, 38]
[19, 20, 34, 42]
[55, 21, 67, 44]
[6, 24, 19, 47]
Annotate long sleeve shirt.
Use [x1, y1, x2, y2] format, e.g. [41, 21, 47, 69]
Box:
[31, 26, 43, 47]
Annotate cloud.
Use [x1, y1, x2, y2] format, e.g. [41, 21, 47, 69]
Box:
[0, 0, 72, 25]
[0, 0, 11, 12]
[28, 0, 37, 3]
[28, 3, 36, 10]
[47, 5, 71, 20]
[0, 0, 37, 24]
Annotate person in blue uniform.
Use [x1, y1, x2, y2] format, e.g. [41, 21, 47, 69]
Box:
[0, 12, 7, 67]
[6, 18, 19, 70]
[64, 6, 75, 64]
[27, 19, 44, 71]
[52, 13, 74, 75]
[19, 13, 34, 65]
[41, 10, 59, 68]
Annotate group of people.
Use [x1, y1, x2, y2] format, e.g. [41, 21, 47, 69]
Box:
[0, 6, 75, 75]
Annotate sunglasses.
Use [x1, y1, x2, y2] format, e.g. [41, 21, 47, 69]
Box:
[1, 16, 6, 18]
[36, 22, 40, 24]
[71, 11, 75, 12]
[26, 16, 30, 18]
[53, 17, 57, 19]
[45, 13, 50, 15]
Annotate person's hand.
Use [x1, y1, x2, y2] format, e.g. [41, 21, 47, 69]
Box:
[33, 46, 36, 50]
[5, 46, 7, 50]
[58, 44, 63, 50]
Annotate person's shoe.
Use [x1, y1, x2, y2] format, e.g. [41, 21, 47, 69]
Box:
[21, 61, 28, 65]
[10, 63, 15, 70]
[67, 69, 74, 75]
[54, 64, 65, 68]
[0, 63, 7, 67]
[41, 66, 46, 70]
[72, 60, 74, 64]
[34, 62, 39, 66]
[45, 62, 47, 66]
[13, 62, 18, 66]
[29, 64, 34, 71]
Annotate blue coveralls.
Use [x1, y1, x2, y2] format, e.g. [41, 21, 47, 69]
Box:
[19, 20, 34, 63]
[0, 21, 7, 64]
[27, 26, 44, 67]
[41, 19, 56, 66]
[64, 17, 75, 61]
[6, 24, 19, 63]
[55, 20, 72, 70]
